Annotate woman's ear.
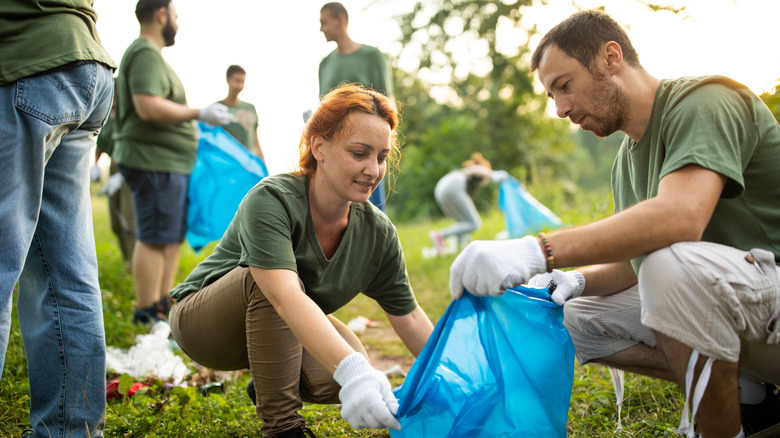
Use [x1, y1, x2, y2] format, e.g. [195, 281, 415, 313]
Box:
[311, 136, 327, 162]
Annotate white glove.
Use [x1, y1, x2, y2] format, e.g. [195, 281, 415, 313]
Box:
[527, 269, 585, 306]
[101, 172, 124, 196]
[333, 352, 401, 431]
[198, 103, 236, 125]
[90, 164, 101, 182]
[449, 235, 547, 299]
[491, 170, 510, 183]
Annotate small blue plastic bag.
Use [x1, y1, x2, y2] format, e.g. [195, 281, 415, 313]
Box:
[186, 122, 268, 252]
[499, 177, 562, 238]
[391, 286, 574, 438]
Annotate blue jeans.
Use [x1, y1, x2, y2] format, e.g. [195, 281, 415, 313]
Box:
[0, 62, 114, 438]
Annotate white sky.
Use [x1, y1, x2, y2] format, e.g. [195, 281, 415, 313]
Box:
[94, 0, 780, 175]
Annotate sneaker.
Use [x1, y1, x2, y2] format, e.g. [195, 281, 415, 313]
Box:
[277, 426, 317, 438]
[246, 378, 256, 405]
[429, 231, 445, 257]
[131, 306, 161, 325]
[742, 383, 780, 438]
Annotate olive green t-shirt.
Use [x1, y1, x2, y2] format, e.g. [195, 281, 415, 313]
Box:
[0, 0, 115, 85]
[217, 100, 258, 153]
[170, 173, 418, 316]
[113, 38, 197, 175]
[612, 76, 780, 272]
[318, 44, 393, 98]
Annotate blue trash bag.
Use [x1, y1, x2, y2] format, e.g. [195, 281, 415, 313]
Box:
[498, 177, 562, 238]
[390, 286, 574, 438]
[186, 122, 268, 252]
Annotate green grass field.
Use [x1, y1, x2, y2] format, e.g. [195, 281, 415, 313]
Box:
[0, 187, 684, 437]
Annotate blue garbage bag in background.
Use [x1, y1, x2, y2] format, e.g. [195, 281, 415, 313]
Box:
[391, 286, 574, 438]
[499, 177, 562, 238]
[186, 122, 268, 252]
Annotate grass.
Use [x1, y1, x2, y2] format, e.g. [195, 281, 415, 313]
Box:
[0, 184, 685, 437]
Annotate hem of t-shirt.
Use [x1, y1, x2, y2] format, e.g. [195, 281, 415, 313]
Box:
[0, 52, 116, 85]
[659, 157, 744, 198]
[378, 299, 419, 317]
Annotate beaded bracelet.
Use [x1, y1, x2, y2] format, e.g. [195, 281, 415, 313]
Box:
[538, 232, 555, 273]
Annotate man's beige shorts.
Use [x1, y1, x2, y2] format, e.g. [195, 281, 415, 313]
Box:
[564, 242, 780, 384]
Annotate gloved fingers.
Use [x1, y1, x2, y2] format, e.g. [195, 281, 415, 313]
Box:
[449, 254, 467, 299]
[550, 289, 568, 306]
[527, 272, 553, 288]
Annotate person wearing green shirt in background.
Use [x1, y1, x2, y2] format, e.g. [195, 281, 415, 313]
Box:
[218, 65, 266, 161]
[0, 1, 115, 436]
[318, 2, 394, 213]
[449, 10, 780, 438]
[113, 0, 236, 325]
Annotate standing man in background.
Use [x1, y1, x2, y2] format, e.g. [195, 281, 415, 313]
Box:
[0, 1, 115, 436]
[318, 2, 394, 212]
[217, 65, 265, 160]
[113, 0, 235, 324]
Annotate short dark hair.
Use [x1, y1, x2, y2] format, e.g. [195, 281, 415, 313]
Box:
[321, 2, 348, 22]
[531, 9, 642, 72]
[135, 0, 171, 23]
[226, 65, 246, 79]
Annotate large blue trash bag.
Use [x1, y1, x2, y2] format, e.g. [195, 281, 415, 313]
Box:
[186, 122, 268, 252]
[390, 286, 574, 438]
[499, 177, 562, 238]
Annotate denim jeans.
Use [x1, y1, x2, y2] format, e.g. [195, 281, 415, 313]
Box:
[0, 62, 114, 438]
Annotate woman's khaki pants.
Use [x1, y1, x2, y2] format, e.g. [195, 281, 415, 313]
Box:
[169, 267, 368, 437]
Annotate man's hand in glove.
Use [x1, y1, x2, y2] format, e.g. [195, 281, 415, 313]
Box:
[527, 269, 585, 306]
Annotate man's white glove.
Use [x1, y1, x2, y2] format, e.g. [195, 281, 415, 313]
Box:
[449, 235, 547, 299]
[198, 103, 236, 125]
[527, 270, 585, 306]
[90, 164, 101, 182]
[334, 352, 401, 431]
[491, 170, 510, 183]
[101, 172, 125, 196]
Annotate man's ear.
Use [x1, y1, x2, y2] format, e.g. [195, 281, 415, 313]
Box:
[604, 41, 623, 73]
[156, 7, 168, 25]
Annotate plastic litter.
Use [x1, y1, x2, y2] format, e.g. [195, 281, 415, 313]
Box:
[346, 316, 379, 333]
[391, 286, 574, 438]
[186, 121, 268, 252]
[498, 177, 562, 238]
[106, 321, 190, 385]
[609, 366, 625, 433]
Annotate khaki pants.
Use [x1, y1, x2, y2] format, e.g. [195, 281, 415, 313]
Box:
[564, 242, 780, 385]
[169, 267, 368, 437]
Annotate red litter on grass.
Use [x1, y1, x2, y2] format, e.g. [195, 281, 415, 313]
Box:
[106, 379, 147, 400]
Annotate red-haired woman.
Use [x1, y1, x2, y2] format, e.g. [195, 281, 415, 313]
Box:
[168, 84, 433, 438]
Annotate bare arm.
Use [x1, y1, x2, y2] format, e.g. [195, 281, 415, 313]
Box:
[132, 94, 199, 125]
[385, 305, 434, 358]
[578, 261, 637, 297]
[254, 130, 265, 162]
[249, 266, 354, 373]
[549, 164, 727, 268]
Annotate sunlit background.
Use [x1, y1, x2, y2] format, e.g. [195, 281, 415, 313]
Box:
[94, 0, 780, 174]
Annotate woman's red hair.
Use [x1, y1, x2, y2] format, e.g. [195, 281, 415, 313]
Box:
[295, 83, 399, 177]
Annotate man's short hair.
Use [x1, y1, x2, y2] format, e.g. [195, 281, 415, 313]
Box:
[530, 9, 642, 72]
[226, 65, 246, 79]
[135, 0, 171, 24]
[321, 2, 348, 22]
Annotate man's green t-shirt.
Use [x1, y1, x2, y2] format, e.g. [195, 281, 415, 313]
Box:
[218, 100, 258, 153]
[113, 38, 197, 175]
[612, 76, 780, 271]
[0, 0, 115, 85]
[318, 44, 393, 98]
[170, 173, 418, 316]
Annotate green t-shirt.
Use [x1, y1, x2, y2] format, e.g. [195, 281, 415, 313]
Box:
[318, 44, 393, 98]
[612, 76, 780, 272]
[97, 116, 115, 158]
[170, 173, 418, 316]
[218, 100, 258, 153]
[0, 0, 115, 85]
[113, 38, 198, 175]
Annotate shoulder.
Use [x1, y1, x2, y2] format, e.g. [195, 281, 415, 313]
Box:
[351, 202, 397, 235]
[659, 76, 750, 110]
[320, 49, 339, 64]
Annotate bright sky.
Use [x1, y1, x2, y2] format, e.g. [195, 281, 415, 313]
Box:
[94, 0, 780, 175]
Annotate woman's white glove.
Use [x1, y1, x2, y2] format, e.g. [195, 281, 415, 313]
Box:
[490, 170, 510, 183]
[90, 164, 101, 182]
[101, 172, 125, 196]
[527, 270, 585, 306]
[198, 103, 236, 125]
[334, 352, 401, 431]
[449, 235, 547, 299]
